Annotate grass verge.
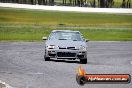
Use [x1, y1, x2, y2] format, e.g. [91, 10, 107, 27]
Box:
[0, 7, 132, 41]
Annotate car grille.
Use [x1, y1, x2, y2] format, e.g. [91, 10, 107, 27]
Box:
[59, 47, 66, 49]
[59, 46, 76, 50]
[67, 47, 75, 50]
[57, 52, 76, 57]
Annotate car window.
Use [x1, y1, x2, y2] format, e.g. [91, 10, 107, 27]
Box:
[49, 31, 83, 41]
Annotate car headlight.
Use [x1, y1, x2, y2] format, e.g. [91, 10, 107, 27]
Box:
[47, 45, 55, 49]
[79, 46, 86, 51]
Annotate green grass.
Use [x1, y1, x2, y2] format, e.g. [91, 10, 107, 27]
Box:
[0, 7, 132, 41]
[0, 7, 132, 27]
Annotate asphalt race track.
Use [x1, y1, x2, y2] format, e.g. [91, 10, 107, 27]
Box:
[0, 41, 132, 88]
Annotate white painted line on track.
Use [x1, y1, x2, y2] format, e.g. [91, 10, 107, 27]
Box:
[130, 61, 132, 65]
[26, 72, 44, 75]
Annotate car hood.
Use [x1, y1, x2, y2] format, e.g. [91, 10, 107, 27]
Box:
[45, 40, 87, 47]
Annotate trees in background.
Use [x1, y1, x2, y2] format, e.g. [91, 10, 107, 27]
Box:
[99, 0, 131, 8]
[121, 0, 131, 8]
[99, 0, 114, 8]
[0, 0, 131, 8]
[0, 0, 53, 5]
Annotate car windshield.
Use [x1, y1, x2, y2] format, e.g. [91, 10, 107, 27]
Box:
[49, 31, 83, 41]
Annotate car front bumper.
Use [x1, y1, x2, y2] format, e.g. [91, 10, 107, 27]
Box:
[45, 49, 87, 59]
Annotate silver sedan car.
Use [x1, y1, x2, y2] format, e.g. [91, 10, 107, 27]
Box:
[43, 30, 88, 64]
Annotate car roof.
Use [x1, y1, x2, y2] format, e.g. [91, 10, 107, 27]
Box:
[52, 30, 80, 33]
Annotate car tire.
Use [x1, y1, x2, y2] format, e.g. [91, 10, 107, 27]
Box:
[80, 58, 87, 64]
[44, 56, 50, 61]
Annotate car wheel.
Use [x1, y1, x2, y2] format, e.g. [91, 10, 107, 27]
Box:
[80, 58, 87, 64]
[44, 56, 50, 61]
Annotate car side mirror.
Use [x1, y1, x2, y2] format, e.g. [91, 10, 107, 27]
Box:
[42, 37, 47, 40]
[85, 39, 89, 42]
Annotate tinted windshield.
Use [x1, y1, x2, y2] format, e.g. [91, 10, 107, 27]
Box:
[49, 31, 83, 41]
